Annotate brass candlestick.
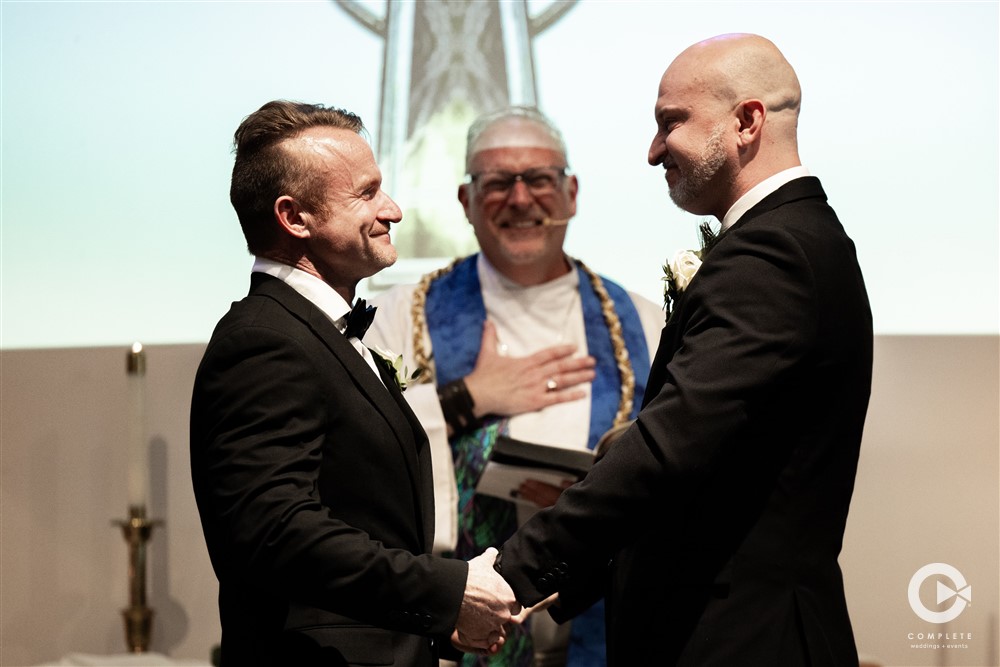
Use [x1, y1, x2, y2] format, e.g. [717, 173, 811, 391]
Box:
[114, 504, 162, 652]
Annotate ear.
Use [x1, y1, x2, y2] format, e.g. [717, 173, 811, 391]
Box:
[457, 183, 472, 222]
[565, 173, 579, 218]
[274, 195, 311, 240]
[735, 99, 766, 148]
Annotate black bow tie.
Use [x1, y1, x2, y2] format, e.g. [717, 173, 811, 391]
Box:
[344, 298, 376, 340]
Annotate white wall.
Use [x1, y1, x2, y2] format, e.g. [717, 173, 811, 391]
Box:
[1, 336, 997, 666]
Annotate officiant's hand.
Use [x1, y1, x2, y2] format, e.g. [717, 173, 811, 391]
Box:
[465, 321, 596, 417]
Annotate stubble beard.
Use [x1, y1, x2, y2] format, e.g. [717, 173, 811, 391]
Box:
[669, 123, 729, 213]
[372, 241, 398, 271]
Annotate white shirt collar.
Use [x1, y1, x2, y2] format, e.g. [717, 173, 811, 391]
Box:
[721, 166, 811, 230]
[476, 252, 580, 295]
[251, 257, 352, 331]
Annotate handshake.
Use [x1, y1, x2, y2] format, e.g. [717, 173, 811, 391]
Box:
[452, 547, 553, 654]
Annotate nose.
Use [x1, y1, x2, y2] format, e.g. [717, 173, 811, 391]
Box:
[506, 178, 534, 207]
[648, 132, 666, 166]
[380, 192, 403, 223]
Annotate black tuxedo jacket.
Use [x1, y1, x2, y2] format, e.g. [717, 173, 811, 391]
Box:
[190, 273, 467, 667]
[498, 177, 873, 666]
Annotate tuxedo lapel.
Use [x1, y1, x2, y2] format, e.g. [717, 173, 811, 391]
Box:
[250, 275, 425, 499]
[643, 325, 672, 409]
[375, 361, 436, 547]
[645, 273, 696, 409]
[643, 180, 827, 411]
[644, 178, 828, 409]
[375, 360, 429, 455]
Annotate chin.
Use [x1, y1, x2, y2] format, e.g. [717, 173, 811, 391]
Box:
[668, 187, 702, 214]
[368, 245, 397, 270]
[500, 240, 544, 259]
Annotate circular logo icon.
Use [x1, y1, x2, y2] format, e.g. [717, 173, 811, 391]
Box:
[908, 563, 972, 623]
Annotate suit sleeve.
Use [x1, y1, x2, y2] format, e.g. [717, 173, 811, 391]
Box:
[498, 223, 820, 607]
[190, 320, 467, 636]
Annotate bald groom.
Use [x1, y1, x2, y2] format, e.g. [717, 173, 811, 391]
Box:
[493, 34, 873, 667]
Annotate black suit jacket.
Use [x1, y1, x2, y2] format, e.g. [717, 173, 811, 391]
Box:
[498, 177, 873, 666]
[190, 273, 468, 667]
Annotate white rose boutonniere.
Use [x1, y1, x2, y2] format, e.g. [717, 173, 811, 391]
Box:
[371, 345, 424, 392]
[670, 250, 702, 291]
[662, 221, 719, 319]
[662, 250, 703, 317]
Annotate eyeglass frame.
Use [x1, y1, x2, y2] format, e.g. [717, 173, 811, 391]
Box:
[465, 166, 571, 198]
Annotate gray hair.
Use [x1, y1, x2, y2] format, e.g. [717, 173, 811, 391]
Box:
[465, 106, 569, 168]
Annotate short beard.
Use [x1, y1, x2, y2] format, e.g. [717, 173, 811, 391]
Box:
[669, 123, 728, 212]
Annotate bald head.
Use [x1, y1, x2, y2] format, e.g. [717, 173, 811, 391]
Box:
[465, 106, 568, 170]
[672, 33, 801, 138]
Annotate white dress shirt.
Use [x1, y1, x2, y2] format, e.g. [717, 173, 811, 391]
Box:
[721, 165, 811, 231]
[251, 257, 384, 383]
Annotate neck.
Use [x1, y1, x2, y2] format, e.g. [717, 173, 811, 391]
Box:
[259, 250, 357, 303]
[317, 270, 357, 305]
[721, 155, 801, 218]
[492, 253, 573, 287]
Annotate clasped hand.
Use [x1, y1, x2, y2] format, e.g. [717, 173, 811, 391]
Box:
[453, 548, 522, 653]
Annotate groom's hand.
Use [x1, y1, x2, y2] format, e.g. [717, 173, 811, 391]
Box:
[454, 547, 522, 650]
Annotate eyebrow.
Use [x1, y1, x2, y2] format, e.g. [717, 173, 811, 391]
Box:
[655, 105, 686, 123]
[353, 174, 380, 196]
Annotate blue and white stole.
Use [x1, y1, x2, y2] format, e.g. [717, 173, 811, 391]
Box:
[425, 254, 650, 447]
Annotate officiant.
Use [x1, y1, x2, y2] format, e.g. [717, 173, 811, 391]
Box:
[366, 106, 663, 667]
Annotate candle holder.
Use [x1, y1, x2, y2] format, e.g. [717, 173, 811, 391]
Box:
[114, 504, 162, 653]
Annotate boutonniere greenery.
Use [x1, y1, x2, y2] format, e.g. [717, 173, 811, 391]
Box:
[662, 221, 719, 319]
[371, 345, 424, 392]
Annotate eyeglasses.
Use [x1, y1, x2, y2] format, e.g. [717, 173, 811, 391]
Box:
[467, 166, 569, 198]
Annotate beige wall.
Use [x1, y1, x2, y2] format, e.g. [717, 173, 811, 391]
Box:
[842, 336, 998, 667]
[1, 337, 997, 666]
[1, 345, 216, 666]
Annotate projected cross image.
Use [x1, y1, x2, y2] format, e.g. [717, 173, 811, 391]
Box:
[334, 0, 578, 285]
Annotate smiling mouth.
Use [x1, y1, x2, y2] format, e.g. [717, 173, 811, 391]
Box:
[498, 219, 544, 229]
